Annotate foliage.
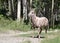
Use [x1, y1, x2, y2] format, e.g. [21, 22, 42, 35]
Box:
[32, 0, 44, 9]
[0, 15, 31, 32]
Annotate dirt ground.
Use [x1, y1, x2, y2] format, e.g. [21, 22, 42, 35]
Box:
[0, 29, 59, 43]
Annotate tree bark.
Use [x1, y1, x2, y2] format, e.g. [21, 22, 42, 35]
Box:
[51, 0, 54, 28]
[17, 0, 21, 21]
[8, 0, 12, 16]
[4, 0, 7, 9]
[30, 0, 32, 10]
[27, 0, 30, 13]
[11, 0, 16, 20]
[23, 0, 27, 21]
[12, 0, 14, 13]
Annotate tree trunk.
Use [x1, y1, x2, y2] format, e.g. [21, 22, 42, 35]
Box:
[51, 0, 54, 28]
[4, 0, 7, 9]
[27, 0, 30, 13]
[11, 0, 15, 20]
[8, 0, 12, 16]
[30, 0, 32, 10]
[17, 0, 21, 21]
[23, 0, 27, 22]
[12, 0, 14, 13]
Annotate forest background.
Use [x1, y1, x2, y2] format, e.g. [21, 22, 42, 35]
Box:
[0, 0, 60, 31]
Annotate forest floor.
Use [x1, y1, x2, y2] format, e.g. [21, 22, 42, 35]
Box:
[0, 29, 59, 43]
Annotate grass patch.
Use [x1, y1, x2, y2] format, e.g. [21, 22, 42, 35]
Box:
[42, 36, 60, 43]
[41, 30, 60, 43]
[0, 15, 31, 32]
[0, 20, 31, 32]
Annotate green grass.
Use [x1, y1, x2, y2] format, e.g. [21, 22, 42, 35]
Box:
[41, 31, 60, 43]
[0, 20, 31, 32]
[0, 15, 31, 32]
[42, 36, 60, 43]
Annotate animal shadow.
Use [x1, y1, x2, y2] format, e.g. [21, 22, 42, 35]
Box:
[30, 35, 45, 38]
